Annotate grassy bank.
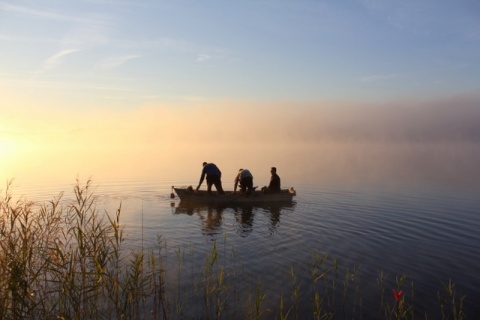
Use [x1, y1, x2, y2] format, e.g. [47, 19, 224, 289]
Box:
[0, 180, 466, 319]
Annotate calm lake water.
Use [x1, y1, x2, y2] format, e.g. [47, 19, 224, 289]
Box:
[9, 175, 480, 319]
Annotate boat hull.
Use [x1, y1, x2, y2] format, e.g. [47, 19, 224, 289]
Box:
[173, 187, 296, 204]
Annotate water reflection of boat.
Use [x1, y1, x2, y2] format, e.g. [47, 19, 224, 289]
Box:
[173, 186, 296, 204]
[174, 201, 296, 215]
[174, 201, 296, 236]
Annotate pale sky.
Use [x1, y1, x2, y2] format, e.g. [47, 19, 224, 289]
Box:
[1, 0, 480, 185]
[1, 0, 479, 105]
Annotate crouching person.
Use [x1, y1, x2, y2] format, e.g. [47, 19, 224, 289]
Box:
[234, 169, 254, 195]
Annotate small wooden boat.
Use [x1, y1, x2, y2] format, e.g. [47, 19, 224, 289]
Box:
[172, 186, 296, 204]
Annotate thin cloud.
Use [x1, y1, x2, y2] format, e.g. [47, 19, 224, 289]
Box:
[44, 49, 80, 68]
[111, 37, 229, 62]
[29, 49, 79, 79]
[1, 3, 114, 48]
[0, 33, 59, 44]
[197, 54, 211, 62]
[155, 37, 195, 52]
[360, 73, 403, 82]
[96, 54, 142, 69]
[111, 37, 197, 52]
[359, 0, 480, 39]
[2, 3, 228, 66]
[0, 2, 101, 25]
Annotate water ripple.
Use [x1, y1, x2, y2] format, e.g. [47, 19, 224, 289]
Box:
[9, 178, 480, 318]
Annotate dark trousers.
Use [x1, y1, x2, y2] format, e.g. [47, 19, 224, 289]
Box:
[240, 177, 253, 194]
[206, 175, 225, 194]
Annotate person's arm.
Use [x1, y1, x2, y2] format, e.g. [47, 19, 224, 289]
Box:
[233, 174, 239, 193]
[196, 171, 206, 191]
[268, 176, 275, 189]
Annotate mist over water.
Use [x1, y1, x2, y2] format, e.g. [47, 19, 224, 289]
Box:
[2, 93, 480, 188]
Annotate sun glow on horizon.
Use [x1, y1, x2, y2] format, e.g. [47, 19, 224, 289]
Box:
[2, 94, 480, 188]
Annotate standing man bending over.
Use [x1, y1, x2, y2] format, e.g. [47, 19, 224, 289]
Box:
[196, 162, 225, 194]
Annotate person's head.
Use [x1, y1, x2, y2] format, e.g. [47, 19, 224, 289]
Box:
[271, 167, 277, 174]
[202, 162, 207, 167]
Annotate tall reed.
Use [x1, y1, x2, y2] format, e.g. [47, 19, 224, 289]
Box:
[0, 179, 468, 319]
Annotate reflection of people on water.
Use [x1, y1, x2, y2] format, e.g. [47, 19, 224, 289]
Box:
[262, 167, 281, 193]
[267, 205, 281, 234]
[174, 202, 295, 236]
[200, 206, 224, 236]
[233, 206, 254, 237]
[234, 169, 254, 195]
[196, 162, 225, 194]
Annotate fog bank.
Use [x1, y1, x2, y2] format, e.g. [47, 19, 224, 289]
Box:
[2, 93, 479, 186]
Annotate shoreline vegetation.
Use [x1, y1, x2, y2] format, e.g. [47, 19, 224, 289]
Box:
[0, 180, 466, 319]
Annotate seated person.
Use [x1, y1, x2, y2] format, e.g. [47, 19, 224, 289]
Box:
[263, 167, 281, 193]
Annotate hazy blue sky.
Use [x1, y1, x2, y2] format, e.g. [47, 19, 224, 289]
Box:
[1, 0, 479, 106]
